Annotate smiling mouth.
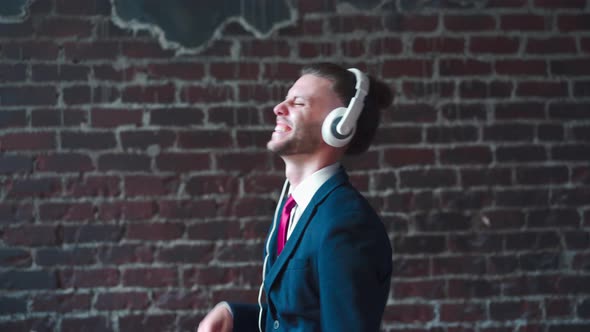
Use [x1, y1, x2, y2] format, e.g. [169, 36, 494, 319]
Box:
[274, 124, 292, 133]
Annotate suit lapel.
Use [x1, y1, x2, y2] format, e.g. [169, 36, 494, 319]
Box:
[264, 169, 348, 294]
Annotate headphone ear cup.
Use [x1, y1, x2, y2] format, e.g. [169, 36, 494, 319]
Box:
[322, 107, 355, 148]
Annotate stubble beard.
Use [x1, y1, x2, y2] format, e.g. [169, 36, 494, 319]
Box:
[267, 122, 323, 157]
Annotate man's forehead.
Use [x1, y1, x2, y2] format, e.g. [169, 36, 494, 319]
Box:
[287, 74, 334, 98]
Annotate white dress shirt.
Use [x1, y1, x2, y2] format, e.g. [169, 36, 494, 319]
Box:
[286, 162, 340, 239]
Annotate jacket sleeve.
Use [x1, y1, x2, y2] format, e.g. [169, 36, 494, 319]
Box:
[228, 302, 265, 332]
[317, 212, 393, 331]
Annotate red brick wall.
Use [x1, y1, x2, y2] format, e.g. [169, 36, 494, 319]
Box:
[1, 0, 590, 331]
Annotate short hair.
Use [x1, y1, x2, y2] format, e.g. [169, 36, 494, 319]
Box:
[301, 63, 393, 155]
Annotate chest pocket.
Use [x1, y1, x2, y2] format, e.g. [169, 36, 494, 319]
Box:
[278, 258, 319, 315]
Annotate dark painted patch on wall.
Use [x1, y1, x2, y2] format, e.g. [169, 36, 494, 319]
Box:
[0, 0, 29, 17]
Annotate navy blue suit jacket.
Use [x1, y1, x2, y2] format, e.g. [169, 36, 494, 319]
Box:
[230, 168, 392, 331]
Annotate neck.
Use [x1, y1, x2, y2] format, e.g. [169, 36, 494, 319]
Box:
[282, 153, 340, 188]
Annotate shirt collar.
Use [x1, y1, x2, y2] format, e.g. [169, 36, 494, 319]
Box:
[289, 162, 340, 211]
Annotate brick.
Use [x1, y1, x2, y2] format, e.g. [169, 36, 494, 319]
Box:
[0, 202, 34, 224]
[0, 132, 56, 151]
[95, 292, 149, 310]
[36, 153, 94, 172]
[382, 59, 434, 78]
[432, 256, 486, 275]
[393, 235, 446, 254]
[156, 153, 210, 172]
[549, 102, 590, 119]
[238, 83, 285, 102]
[490, 300, 542, 321]
[369, 37, 403, 55]
[382, 304, 435, 323]
[401, 80, 455, 99]
[62, 86, 91, 105]
[236, 129, 272, 149]
[495, 59, 547, 76]
[387, 103, 437, 123]
[0, 110, 27, 128]
[154, 290, 207, 310]
[66, 175, 120, 197]
[232, 197, 276, 218]
[297, 41, 337, 58]
[331, 14, 384, 33]
[0, 86, 57, 106]
[0, 22, 34, 38]
[177, 130, 233, 149]
[384, 148, 435, 167]
[527, 208, 581, 228]
[91, 108, 142, 128]
[122, 84, 175, 103]
[240, 40, 290, 57]
[399, 169, 456, 188]
[482, 210, 526, 230]
[516, 81, 568, 97]
[36, 17, 94, 38]
[496, 145, 547, 162]
[63, 224, 124, 243]
[60, 268, 119, 288]
[0, 270, 57, 289]
[217, 152, 269, 172]
[182, 84, 234, 103]
[484, 124, 534, 142]
[217, 243, 265, 262]
[564, 231, 590, 249]
[502, 275, 559, 296]
[2, 41, 60, 61]
[444, 15, 496, 31]
[38, 202, 94, 221]
[31, 109, 61, 127]
[120, 130, 175, 150]
[157, 244, 214, 264]
[55, 0, 110, 15]
[552, 145, 590, 161]
[548, 324, 590, 332]
[0, 155, 33, 174]
[500, 14, 548, 31]
[461, 167, 512, 186]
[0, 64, 26, 81]
[551, 59, 590, 76]
[415, 212, 471, 232]
[496, 189, 549, 207]
[558, 14, 590, 32]
[573, 125, 590, 141]
[97, 201, 157, 221]
[0, 248, 31, 267]
[441, 103, 487, 121]
[36, 247, 96, 266]
[125, 175, 178, 196]
[526, 37, 577, 54]
[64, 41, 120, 61]
[427, 126, 478, 143]
[147, 62, 205, 80]
[413, 37, 464, 54]
[61, 316, 111, 332]
[440, 146, 492, 164]
[98, 153, 151, 172]
[494, 102, 545, 119]
[158, 199, 217, 220]
[488, 255, 519, 274]
[61, 131, 116, 150]
[185, 175, 239, 196]
[520, 252, 560, 271]
[550, 188, 590, 206]
[121, 41, 176, 58]
[448, 279, 500, 299]
[470, 36, 520, 54]
[119, 314, 176, 332]
[340, 39, 366, 58]
[516, 166, 569, 185]
[0, 296, 27, 314]
[534, 0, 586, 8]
[385, 14, 439, 32]
[32, 293, 92, 312]
[440, 59, 492, 76]
[149, 107, 204, 126]
[123, 268, 178, 287]
[459, 80, 513, 99]
[210, 62, 260, 80]
[126, 222, 184, 241]
[7, 178, 61, 198]
[187, 220, 242, 240]
[546, 298, 573, 318]
[448, 233, 503, 252]
[98, 244, 154, 265]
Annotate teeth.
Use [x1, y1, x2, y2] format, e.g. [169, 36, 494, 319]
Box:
[274, 124, 290, 132]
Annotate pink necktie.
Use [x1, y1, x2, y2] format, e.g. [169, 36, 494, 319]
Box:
[276, 195, 296, 255]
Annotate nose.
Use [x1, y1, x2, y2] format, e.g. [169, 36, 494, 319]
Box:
[273, 100, 288, 116]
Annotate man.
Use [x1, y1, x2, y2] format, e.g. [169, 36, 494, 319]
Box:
[198, 62, 393, 331]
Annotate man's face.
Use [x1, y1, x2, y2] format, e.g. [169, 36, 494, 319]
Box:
[267, 74, 343, 156]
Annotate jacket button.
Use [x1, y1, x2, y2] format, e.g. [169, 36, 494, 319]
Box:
[273, 320, 280, 329]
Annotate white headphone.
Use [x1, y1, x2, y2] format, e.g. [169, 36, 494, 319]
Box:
[321, 68, 369, 148]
